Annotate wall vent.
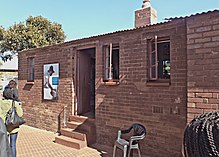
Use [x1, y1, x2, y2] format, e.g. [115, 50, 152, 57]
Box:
[152, 106, 164, 114]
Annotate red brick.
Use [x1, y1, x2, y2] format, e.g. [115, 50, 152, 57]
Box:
[187, 33, 202, 39]
[188, 103, 195, 108]
[188, 98, 204, 103]
[188, 93, 195, 98]
[196, 103, 218, 109]
[195, 26, 212, 32]
[203, 30, 219, 37]
[195, 37, 211, 43]
[208, 98, 219, 104]
[195, 93, 212, 98]
[188, 108, 203, 114]
[213, 24, 219, 30]
[213, 93, 219, 99]
[212, 36, 219, 41]
[203, 41, 219, 48]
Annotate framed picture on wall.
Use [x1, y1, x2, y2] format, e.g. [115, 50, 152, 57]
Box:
[43, 63, 59, 100]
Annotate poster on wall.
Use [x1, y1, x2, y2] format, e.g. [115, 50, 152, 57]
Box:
[43, 63, 59, 100]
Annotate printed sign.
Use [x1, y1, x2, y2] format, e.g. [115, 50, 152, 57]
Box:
[43, 63, 59, 100]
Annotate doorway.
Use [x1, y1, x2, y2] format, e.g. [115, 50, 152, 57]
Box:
[76, 48, 95, 118]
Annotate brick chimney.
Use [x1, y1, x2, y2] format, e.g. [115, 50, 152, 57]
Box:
[134, 0, 157, 28]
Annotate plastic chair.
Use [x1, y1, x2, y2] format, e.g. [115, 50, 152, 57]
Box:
[113, 123, 146, 157]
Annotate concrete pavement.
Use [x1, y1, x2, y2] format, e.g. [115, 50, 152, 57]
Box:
[17, 125, 112, 157]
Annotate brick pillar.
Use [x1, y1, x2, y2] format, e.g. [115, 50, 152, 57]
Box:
[186, 11, 219, 123]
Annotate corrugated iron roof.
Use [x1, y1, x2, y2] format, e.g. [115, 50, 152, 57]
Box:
[65, 9, 218, 43]
[65, 21, 171, 43]
[23, 9, 217, 51]
[164, 9, 219, 21]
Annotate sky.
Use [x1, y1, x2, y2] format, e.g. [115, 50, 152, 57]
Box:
[0, 0, 218, 42]
[0, 0, 218, 69]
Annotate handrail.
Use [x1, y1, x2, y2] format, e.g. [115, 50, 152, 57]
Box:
[57, 106, 67, 135]
[63, 106, 67, 127]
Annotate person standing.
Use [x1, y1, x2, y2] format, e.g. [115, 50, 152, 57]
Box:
[0, 117, 12, 157]
[1, 84, 23, 157]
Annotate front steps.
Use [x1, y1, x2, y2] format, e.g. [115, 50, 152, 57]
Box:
[55, 115, 96, 150]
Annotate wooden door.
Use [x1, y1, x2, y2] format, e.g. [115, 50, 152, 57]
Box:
[77, 51, 91, 114]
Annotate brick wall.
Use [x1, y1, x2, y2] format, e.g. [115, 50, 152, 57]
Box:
[95, 20, 187, 157]
[18, 45, 75, 132]
[187, 11, 219, 123]
[19, 20, 187, 156]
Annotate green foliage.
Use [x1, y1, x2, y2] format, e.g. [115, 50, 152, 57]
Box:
[0, 16, 66, 61]
[0, 26, 4, 41]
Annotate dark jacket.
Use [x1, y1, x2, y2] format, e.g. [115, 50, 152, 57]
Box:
[0, 117, 12, 157]
[3, 85, 19, 101]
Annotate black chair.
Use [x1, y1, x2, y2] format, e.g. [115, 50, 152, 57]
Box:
[113, 123, 146, 157]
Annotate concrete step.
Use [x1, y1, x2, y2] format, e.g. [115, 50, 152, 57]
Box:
[69, 115, 88, 123]
[66, 121, 83, 130]
[66, 121, 94, 132]
[56, 115, 96, 149]
[60, 128, 87, 141]
[55, 135, 87, 150]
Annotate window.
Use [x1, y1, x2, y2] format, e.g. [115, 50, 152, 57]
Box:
[104, 43, 119, 81]
[27, 57, 35, 82]
[149, 36, 170, 80]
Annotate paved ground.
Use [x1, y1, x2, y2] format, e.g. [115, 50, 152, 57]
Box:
[17, 125, 113, 157]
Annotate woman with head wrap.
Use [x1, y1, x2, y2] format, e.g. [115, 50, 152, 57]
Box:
[1, 83, 23, 157]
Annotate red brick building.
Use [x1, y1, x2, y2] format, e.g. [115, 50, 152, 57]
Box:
[18, 7, 219, 157]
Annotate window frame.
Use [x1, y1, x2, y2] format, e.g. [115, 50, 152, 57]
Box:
[27, 57, 35, 82]
[150, 35, 158, 80]
[149, 36, 170, 81]
[104, 43, 120, 82]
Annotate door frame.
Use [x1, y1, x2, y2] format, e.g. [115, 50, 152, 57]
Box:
[74, 47, 96, 117]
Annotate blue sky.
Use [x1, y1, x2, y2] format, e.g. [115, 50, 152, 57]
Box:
[0, 0, 218, 41]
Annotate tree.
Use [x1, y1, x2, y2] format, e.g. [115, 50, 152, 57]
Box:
[0, 26, 4, 41]
[0, 16, 66, 61]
